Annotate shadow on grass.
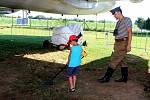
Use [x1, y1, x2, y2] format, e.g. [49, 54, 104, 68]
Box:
[0, 54, 149, 100]
[0, 35, 149, 99]
[0, 35, 61, 62]
[82, 54, 149, 83]
[0, 56, 67, 100]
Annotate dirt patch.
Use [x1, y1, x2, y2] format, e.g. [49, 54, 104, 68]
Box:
[51, 70, 149, 100]
[0, 53, 149, 100]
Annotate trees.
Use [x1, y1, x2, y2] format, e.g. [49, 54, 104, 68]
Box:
[135, 17, 150, 31]
[145, 18, 150, 30]
[0, 14, 5, 17]
[33, 15, 46, 19]
[135, 17, 145, 30]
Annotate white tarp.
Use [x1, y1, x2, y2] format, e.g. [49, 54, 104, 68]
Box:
[51, 24, 83, 45]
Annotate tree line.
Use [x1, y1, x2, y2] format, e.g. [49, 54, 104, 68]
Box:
[135, 17, 150, 30]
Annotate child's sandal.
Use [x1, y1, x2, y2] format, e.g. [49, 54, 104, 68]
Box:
[69, 88, 75, 92]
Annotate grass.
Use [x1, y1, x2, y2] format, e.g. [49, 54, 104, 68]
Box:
[0, 28, 150, 72]
[0, 26, 150, 62]
[0, 22, 150, 99]
[0, 16, 139, 31]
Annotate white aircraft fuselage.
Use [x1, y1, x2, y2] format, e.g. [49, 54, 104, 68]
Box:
[0, 0, 143, 15]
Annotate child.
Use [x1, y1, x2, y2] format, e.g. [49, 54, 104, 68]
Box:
[66, 35, 82, 92]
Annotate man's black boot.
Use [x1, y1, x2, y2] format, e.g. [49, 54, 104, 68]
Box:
[98, 67, 114, 83]
[115, 67, 128, 83]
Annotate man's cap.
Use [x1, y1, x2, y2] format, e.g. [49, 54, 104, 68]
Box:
[110, 7, 122, 15]
[67, 35, 78, 44]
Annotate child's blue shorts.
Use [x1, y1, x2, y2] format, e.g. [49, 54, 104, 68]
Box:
[67, 66, 80, 77]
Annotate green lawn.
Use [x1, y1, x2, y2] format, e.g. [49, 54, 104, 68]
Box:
[0, 27, 149, 64]
[0, 17, 149, 65]
[0, 16, 139, 31]
[0, 28, 150, 99]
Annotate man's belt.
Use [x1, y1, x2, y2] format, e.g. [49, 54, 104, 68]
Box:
[115, 37, 128, 42]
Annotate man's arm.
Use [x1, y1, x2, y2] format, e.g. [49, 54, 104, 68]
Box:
[127, 27, 132, 52]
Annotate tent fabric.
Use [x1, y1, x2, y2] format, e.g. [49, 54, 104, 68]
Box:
[51, 24, 83, 45]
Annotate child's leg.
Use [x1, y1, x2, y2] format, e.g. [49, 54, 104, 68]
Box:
[73, 75, 77, 89]
[69, 76, 74, 89]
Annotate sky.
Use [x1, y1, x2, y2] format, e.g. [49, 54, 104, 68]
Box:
[9, 0, 150, 23]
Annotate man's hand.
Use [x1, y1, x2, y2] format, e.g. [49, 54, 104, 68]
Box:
[127, 45, 131, 52]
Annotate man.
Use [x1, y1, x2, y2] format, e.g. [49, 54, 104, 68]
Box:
[98, 7, 132, 83]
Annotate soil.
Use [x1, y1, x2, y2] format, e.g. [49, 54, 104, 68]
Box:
[0, 53, 149, 100]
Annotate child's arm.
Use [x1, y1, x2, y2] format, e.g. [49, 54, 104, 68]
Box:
[66, 48, 72, 65]
[82, 48, 87, 58]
